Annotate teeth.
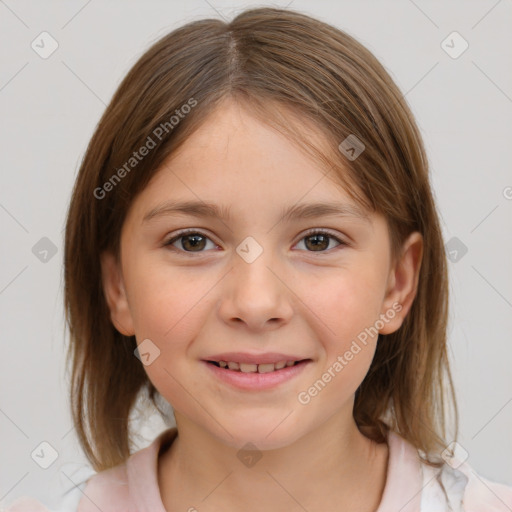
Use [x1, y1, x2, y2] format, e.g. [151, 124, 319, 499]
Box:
[257, 363, 275, 374]
[240, 363, 258, 373]
[216, 360, 299, 372]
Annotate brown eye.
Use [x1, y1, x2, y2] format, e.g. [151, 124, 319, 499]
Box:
[181, 234, 207, 251]
[305, 233, 329, 251]
[164, 229, 346, 255]
[165, 231, 216, 253]
[296, 230, 345, 252]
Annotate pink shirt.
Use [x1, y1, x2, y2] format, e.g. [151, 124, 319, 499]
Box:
[3, 427, 512, 511]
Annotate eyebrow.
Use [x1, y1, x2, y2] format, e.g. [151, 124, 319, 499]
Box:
[142, 199, 370, 224]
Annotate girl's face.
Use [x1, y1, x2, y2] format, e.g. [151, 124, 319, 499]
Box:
[101, 98, 422, 450]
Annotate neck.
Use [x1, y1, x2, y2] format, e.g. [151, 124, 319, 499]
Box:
[158, 411, 389, 512]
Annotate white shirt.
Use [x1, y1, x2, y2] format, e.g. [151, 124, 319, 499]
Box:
[3, 428, 512, 511]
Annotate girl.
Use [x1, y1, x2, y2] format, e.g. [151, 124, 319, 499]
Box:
[5, 6, 512, 512]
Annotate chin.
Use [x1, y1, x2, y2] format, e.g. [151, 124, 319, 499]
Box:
[208, 414, 304, 451]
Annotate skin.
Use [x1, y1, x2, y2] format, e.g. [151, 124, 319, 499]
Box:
[101, 98, 423, 512]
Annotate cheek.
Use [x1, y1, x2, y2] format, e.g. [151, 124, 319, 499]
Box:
[293, 271, 384, 417]
[127, 262, 207, 337]
[126, 265, 219, 396]
[127, 269, 207, 405]
[304, 263, 386, 348]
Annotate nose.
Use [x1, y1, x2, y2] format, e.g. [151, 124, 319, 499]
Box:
[217, 247, 294, 332]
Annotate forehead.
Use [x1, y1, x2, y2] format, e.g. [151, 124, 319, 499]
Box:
[137, 100, 359, 206]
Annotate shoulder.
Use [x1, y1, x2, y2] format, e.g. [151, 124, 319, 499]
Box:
[1, 497, 53, 511]
[384, 430, 512, 512]
[77, 427, 178, 512]
[1, 463, 133, 512]
[77, 463, 132, 512]
[419, 455, 512, 511]
[1, 462, 95, 512]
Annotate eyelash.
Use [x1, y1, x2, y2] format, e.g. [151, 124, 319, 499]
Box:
[163, 228, 348, 255]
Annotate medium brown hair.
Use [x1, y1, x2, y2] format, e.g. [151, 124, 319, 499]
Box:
[64, 6, 458, 472]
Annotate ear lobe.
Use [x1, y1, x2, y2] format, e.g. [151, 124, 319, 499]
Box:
[100, 251, 135, 336]
[379, 231, 423, 335]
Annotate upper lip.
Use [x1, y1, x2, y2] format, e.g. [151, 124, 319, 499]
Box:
[203, 352, 309, 365]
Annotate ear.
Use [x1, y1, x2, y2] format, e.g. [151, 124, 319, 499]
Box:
[100, 251, 135, 336]
[379, 231, 423, 334]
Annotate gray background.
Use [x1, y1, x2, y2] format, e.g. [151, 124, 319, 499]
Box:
[1, 0, 511, 508]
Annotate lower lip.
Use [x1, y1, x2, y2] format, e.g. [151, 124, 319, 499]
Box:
[202, 360, 311, 391]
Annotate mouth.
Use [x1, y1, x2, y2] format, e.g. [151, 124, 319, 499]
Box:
[206, 359, 310, 373]
[202, 357, 313, 391]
